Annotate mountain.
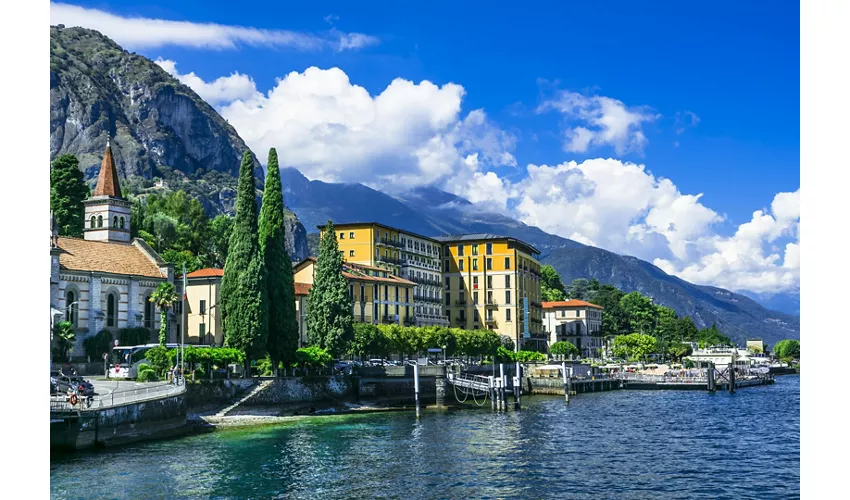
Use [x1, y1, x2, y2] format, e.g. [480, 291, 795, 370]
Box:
[282, 167, 799, 346]
[739, 291, 800, 316]
[49, 26, 309, 261]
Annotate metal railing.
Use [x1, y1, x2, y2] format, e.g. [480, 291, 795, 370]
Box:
[50, 381, 186, 413]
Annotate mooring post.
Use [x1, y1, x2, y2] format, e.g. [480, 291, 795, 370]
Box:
[708, 362, 716, 392]
[488, 375, 495, 410]
[514, 361, 522, 410]
[728, 364, 736, 394]
[435, 367, 446, 408]
[562, 361, 569, 404]
[413, 362, 421, 418]
[499, 363, 506, 411]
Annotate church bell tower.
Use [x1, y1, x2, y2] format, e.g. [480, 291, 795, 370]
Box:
[84, 139, 131, 243]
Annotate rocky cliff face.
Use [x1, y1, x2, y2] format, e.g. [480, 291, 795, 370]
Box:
[50, 25, 261, 201]
[49, 26, 309, 261]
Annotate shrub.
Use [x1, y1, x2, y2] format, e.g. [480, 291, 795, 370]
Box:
[137, 364, 158, 382]
[144, 345, 171, 376]
[550, 341, 579, 357]
[83, 330, 114, 360]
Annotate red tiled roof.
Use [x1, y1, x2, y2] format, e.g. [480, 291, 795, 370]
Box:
[92, 142, 122, 198]
[294, 282, 313, 296]
[186, 268, 224, 278]
[56, 237, 165, 278]
[542, 299, 604, 310]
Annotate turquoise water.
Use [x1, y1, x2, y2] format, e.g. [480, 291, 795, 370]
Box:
[51, 376, 799, 499]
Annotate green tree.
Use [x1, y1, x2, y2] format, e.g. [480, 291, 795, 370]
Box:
[697, 322, 732, 348]
[221, 151, 269, 368]
[773, 339, 800, 360]
[667, 342, 693, 361]
[540, 265, 567, 301]
[50, 154, 89, 238]
[611, 333, 658, 362]
[144, 345, 171, 377]
[677, 316, 699, 342]
[306, 221, 354, 357]
[207, 214, 233, 267]
[160, 249, 204, 274]
[550, 341, 579, 357]
[259, 148, 298, 375]
[149, 282, 178, 345]
[619, 292, 655, 334]
[567, 278, 590, 300]
[350, 323, 387, 359]
[295, 346, 333, 375]
[587, 284, 627, 336]
[53, 321, 77, 362]
[654, 306, 679, 342]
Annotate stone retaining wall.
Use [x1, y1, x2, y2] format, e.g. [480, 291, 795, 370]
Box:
[185, 379, 255, 407]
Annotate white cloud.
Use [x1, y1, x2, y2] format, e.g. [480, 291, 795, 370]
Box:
[50, 2, 378, 51]
[155, 59, 262, 106]
[210, 66, 516, 192]
[674, 110, 700, 135]
[538, 90, 658, 155]
[157, 61, 799, 294]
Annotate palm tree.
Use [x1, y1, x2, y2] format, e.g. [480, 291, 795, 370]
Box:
[53, 321, 76, 362]
[149, 282, 179, 346]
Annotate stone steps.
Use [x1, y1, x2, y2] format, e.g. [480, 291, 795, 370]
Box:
[214, 380, 272, 417]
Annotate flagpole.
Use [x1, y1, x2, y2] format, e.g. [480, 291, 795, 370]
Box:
[182, 263, 187, 384]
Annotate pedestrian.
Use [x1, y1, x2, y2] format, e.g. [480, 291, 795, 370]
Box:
[172, 365, 179, 385]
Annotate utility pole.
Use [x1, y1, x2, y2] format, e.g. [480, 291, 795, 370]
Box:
[180, 263, 186, 385]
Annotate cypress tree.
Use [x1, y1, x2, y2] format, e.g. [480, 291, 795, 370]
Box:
[50, 154, 89, 237]
[258, 148, 299, 376]
[221, 151, 268, 370]
[306, 221, 354, 357]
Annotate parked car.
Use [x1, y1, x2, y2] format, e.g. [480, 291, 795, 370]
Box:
[50, 371, 95, 396]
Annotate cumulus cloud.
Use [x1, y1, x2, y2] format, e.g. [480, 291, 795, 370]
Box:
[160, 61, 799, 294]
[50, 2, 378, 51]
[155, 59, 262, 106]
[210, 66, 516, 192]
[538, 90, 659, 155]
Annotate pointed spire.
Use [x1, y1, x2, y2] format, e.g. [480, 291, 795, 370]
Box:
[93, 137, 122, 198]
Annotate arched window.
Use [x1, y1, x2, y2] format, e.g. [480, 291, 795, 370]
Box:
[120, 217, 125, 229]
[65, 290, 77, 326]
[106, 293, 116, 327]
[90, 216, 96, 229]
[97, 215, 103, 228]
[144, 295, 153, 329]
[113, 216, 118, 228]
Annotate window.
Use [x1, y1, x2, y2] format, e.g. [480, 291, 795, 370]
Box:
[472, 259, 478, 271]
[487, 309, 494, 320]
[405, 288, 409, 302]
[486, 243, 493, 255]
[65, 290, 77, 325]
[340, 232, 345, 239]
[444, 260, 450, 272]
[487, 276, 493, 289]
[360, 285, 365, 302]
[445, 293, 451, 306]
[505, 275, 511, 288]
[395, 287, 399, 301]
[349, 250, 355, 257]
[113, 216, 118, 228]
[106, 293, 116, 327]
[200, 300, 207, 315]
[504, 257, 511, 269]
[457, 245, 464, 256]
[120, 217, 125, 229]
[350, 285, 355, 299]
[90, 216, 96, 229]
[445, 277, 450, 290]
[474, 309, 480, 322]
[472, 244, 478, 256]
[459, 260, 464, 271]
[349, 232, 355, 239]
[199, 323, 206, 344]
[560, 310, 565, 317]
[487, 291, 493, 304]
[473, 276, 478, 288]
[97, 215, 103, 228]
[486, 258, 492, 270]
[506, 309, 512, 322]
[505, 291, 511, 304]
[473, 291, 479, 304]
[576, 310, 580, 317]
[144, 296, 153, 329]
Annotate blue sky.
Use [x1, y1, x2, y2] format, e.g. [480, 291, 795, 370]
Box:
[51, 1, 800, 295]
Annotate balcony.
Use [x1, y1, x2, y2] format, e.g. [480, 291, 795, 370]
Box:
[409, 275, 442, 287]
[455, 300, 468, 306]
[485, 317, 498, 326]
[455, 316, 467, 323]
[485, 299, 499, 307]
[376, 254, 403, 266]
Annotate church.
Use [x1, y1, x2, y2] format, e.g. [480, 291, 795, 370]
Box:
[50, 141, 175, 360]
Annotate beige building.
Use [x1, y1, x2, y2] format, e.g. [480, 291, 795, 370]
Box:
[50, 141, 174, 360]
[746, 338, 767, 354]
[178, 268, 224, 346]
[293, 257, 416, 339]
[435, 234, 543, 348]
[543, 300, 604, 358]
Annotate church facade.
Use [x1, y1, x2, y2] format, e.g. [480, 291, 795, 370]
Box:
[50, 142, 175, 360]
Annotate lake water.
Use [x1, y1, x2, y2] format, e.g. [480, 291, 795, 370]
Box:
[51, 375, 799, 499]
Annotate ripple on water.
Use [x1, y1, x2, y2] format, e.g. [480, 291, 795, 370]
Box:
[51, 376, 800, 499]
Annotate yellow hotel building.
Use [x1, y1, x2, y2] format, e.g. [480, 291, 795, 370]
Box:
[434, 234, 543, 348]
[318, 222, 447, 327]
